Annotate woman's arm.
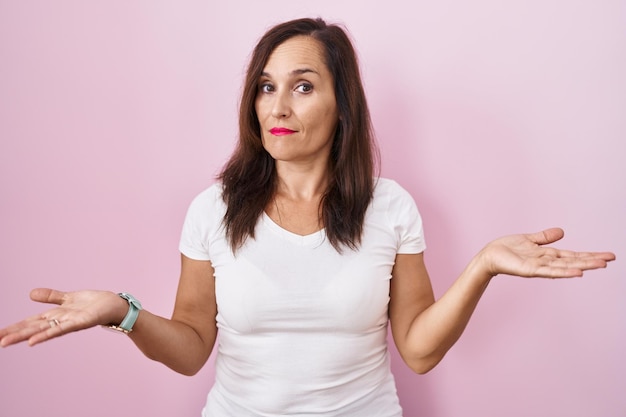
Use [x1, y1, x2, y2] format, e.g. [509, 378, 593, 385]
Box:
[0, 254, 217, 376]
[128, 254, 218, 375]
[389, 228, 615, 374]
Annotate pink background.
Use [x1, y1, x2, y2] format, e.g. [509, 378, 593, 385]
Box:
[1, 1, 624, 416]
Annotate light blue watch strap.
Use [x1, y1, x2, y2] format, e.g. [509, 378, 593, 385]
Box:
[116, 292, 143, 333]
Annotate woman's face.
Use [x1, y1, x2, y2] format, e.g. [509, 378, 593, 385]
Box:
[255, 36, 339, 167]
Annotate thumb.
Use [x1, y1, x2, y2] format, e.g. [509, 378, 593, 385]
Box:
[527, 227, 565, 246]
[29, 288, 66, 305]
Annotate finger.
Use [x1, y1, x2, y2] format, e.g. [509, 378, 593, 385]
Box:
[565, 252, 615, 262]
[586, 251, 616, 262]
[0, 313, 47, 338]
[534, 246, 617, 268]
[29, 288, 67, 305]
[532, 266, 584, 278]
[0, 303, 72, 346]
[527, 228, 565, 246]
[551, 257, 608, 269]
[543, 249, 616, 261]
[0, 317, 60, 347]
[28, 319, 68, 346]
[0, 323, 24, 345]
[532, 256, 610, 278]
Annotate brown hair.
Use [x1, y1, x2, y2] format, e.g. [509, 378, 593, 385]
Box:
[219, 17, 379, 252]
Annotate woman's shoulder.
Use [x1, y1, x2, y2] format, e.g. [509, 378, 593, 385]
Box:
[190, 182, 224, 204]
[371, 177, 420, 216]
[184, 182, 226, 218]
[373, 177, 411, 199]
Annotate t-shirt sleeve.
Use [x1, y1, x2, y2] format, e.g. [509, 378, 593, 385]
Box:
[388, 180, 426, 254]
[178, 186, 220, 261]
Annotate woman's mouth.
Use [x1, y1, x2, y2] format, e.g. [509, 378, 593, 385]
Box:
[270, 127, 296, 136]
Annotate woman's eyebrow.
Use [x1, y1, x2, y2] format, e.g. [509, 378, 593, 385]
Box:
[290, 68, 318, 76]
[260, 68, 319, 78]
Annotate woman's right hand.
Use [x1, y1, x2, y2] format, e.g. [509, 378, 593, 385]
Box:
[0, 288, 128, 347]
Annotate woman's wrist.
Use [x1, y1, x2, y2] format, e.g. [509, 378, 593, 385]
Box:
[103, 291, 132, 326]
[467, 248, 497, 285]
[106, 293, 143, 333]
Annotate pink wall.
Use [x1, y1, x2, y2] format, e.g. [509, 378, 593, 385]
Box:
[1, 1, 624, 416]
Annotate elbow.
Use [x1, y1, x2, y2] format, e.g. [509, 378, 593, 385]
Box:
[142, 351, 205, 377]
[168, 357, 207, 376]
[177, 366, 203, 377]
[403, 352, 446, 375]
[408, 360, 438, 375]
[166, 360, 205, 377]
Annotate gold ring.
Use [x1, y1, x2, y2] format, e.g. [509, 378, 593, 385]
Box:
[48, 319, 60, 328]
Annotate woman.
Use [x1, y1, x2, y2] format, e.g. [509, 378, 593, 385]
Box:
[0, 18, 615, 417]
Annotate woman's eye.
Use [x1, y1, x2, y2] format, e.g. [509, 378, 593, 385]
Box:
[260, 83, 274, 93]
[295, 83, 313, 93]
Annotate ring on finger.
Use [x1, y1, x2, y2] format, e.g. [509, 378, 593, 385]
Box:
[48, 319, 60, 328]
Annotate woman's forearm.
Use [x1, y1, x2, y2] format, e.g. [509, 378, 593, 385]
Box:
[401, 255, 493, 373]
[125, 309, 216, 376]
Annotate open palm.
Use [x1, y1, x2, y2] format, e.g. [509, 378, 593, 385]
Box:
[0, 288, 124, 347]
[481, 228, 615, 279]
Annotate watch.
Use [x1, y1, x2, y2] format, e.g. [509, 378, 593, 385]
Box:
[107, 292, 143, 334]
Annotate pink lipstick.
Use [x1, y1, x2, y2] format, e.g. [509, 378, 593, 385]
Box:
[270, 127, 296, 136]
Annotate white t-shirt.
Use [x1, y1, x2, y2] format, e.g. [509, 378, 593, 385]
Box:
[179, 178, 426, 417]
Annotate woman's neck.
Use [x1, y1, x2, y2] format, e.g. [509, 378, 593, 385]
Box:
[274, 160, 331, 202]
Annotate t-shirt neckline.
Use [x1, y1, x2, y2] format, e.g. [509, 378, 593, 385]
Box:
[261, 212, 326, 247]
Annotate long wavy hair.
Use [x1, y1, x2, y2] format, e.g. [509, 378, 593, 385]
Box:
[219, 17, 379, 253]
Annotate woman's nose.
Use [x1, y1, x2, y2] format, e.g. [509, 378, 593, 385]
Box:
[271, 91, 292, 118]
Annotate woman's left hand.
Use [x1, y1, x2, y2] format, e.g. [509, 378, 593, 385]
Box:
[478, 228, 616, 279]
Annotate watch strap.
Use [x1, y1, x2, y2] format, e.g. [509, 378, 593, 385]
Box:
[108, 292, 143, 334]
